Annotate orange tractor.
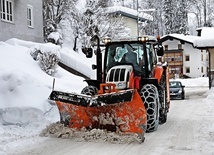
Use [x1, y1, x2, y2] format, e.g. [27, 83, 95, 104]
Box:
[49, 35, 170, 142]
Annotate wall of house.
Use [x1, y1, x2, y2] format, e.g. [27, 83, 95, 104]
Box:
[163, 39, 180, 50]
[0, 0, 43, 42]
[123, 16, 137, 37]
[183, 43, 207, 77]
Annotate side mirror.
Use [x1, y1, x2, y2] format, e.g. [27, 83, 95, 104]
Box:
[156, 44, 164, 56]
[82, 48, 93, 58]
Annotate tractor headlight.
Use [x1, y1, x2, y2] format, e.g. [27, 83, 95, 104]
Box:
[138, 36, 148, 42]
[117, 82, 127, 89]
[102, 37, 111, 44]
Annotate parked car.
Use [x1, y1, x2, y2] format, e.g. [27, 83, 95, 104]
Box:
[169, 81, 185, 100]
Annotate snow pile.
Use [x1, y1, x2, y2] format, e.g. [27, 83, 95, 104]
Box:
[60, 47, 96, 79]
[0, 39, 87, 154]
[0, 107, 44, 126]
[40, 122, 143, 144]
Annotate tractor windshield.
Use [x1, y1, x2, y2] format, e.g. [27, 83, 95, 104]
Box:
[105, 42, 155, 76]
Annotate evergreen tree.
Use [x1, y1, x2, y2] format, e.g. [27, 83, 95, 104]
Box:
[163, 0, 188, 34]
[140, 0, 164, 36]
[163, 0, 173, 34]
[180, 0, 188, 34]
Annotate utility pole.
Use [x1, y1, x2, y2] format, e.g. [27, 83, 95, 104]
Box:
[204, 0, 207, 26]
[137, 0, 139, 36]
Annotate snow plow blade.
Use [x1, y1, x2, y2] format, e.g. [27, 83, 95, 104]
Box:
[48, 89, 147, 137]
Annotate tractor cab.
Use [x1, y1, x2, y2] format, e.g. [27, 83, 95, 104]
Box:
[101, 36, 163, 90]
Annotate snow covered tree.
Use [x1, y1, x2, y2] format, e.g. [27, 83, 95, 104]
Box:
[29, 44, 60, 75]
[139, 0, 164, 36]
[68, 0, 125, 51]
[163, 0, 188, 34]
[180, 0, 188, 34]
[163, 0, 174, 34]
[97, 0, 109, 7]
[174, 0, 188, 34]
[188, 0, 214, 27]
[43, 0, 70, 42]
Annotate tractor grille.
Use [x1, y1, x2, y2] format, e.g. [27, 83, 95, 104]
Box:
[105, 65, 133, 90]
[108, 68, 127, 82]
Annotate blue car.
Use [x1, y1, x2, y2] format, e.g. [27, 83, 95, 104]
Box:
[169, 81, 185, 100]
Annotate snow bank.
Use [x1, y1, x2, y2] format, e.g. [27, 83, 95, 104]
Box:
[0, 39, 87, 127]
[60, 47, 96, 79]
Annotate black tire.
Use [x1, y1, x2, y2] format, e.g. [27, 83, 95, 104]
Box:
[181, 93, 185, 100]
[158, 73, 168, 125]
[159, 88, 168, 125]
[140, 84, 159, 132]
[81, 85, 98, 95]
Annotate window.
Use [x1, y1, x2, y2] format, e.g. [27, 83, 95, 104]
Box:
[0, 0, 14, 22]
[27, 5, 33, 27]
[206, 53, 209, 61]
[201, 66, 203, 73]
[185, 67, 190, 73]
[175, 56, 182, 61]
[201, 54, 203, 61]
[164, 45, 168, 50]
[178, 44, 182, 49]
[185, 55, 190, 61]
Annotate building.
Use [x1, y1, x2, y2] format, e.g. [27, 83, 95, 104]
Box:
[193, 27, 214, 88]
[160, 34, 209, 79]
[107, 6, 152, 37]
[0, 0, 43, 42]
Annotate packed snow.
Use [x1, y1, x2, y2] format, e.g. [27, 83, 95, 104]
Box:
[0, 39, 213, 155]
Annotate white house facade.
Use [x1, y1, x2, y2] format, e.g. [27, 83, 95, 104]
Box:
[182, 43, 208, 77]
[0, 0, 43, 42]
[161, 34, 208, 78]
[194, 27, 214, 88]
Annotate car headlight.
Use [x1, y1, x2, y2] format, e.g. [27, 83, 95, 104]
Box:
[178, 89, 182, 93]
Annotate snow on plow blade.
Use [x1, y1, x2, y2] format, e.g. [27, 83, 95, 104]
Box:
[48, 89, 147, 137]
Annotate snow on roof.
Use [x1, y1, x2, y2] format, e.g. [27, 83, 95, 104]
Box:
[196, 27, 214, 37]
[193, 27, 214, 48]
[107, 6, 153, 22]
[193, 37, 214, 48]
[161, 30, 214, 48]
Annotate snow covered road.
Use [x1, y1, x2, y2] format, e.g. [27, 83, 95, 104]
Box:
[7, 87, 214, 155]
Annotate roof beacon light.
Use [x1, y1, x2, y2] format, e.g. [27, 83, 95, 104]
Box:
[138, 36, 148, 42]
[102, 37, 111, 44]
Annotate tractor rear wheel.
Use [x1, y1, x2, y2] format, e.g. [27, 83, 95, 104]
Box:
[81, 85, 98, 95]
[140, 84, 160, 132]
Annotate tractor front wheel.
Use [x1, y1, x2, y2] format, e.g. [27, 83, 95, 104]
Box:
[140, 84, 160, 132]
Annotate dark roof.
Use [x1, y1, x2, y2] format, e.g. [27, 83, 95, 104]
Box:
[160, 34, 195, 46]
